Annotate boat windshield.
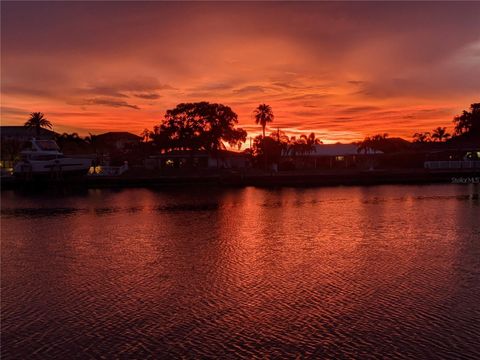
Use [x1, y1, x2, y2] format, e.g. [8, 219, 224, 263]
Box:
[35, 140, 60, 151]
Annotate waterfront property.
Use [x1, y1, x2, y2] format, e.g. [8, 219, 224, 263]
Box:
[0, 126, 56, 142]
[280, 144, 381, 170]
[95, 132, 142, 151]
[12, 138, 92, 178]
[2, 1, 479, 357]
[144, 150, 250, 170]
[424, 148, 480, 170]
[0, 126, 141, 172]
[1, 126, 57, 169]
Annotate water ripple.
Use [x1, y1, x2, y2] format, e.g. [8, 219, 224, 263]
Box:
[1, 185, 479, 358]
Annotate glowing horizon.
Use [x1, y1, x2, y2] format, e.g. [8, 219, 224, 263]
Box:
[1, 2, 479, 145]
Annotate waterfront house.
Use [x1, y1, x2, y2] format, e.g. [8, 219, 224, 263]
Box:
[424, 148, 480, 170]
[283, 143, 381, 170]
[0, 126, 56, 142]
[95, 132, 142, 151]
[144, 150, 250, 170]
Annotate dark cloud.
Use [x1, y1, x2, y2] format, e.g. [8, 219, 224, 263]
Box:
[1, 106, 28, 115]
[2, 2, 478, 140]
[280, 94, 331, 102]
[92, 77, 171, 93]
[79, 86, 128, 98]
[134, 93, 161, 100]
[76, 80, 172, 101]
[271, 82, 298, 89]
[292, 111, 320, 117]
[341, 106, 381, 114]
[347, 80, 365, 85]
[70, 98, 140, 110]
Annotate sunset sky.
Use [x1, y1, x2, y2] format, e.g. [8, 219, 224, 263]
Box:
[1, 2, 479, 144]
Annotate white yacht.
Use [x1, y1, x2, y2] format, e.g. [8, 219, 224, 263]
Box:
[13, 138, 92, 178]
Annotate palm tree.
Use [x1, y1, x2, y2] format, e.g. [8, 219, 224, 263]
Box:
[413, 132, 431, 143]
[254, 104, 274, 138]
[140, 128, 151, 142]
[24, 112, 52, 137]
[431, 127, 450, 142]
[357, 136, 372, 154]
[367, 133, 389, 153]
[371, 133, 388, 142]
[58, 132, 82, 143]
[85, 133, 99, 153]
[270, 129, 290, 156]
[300, 132, 322, 154]
[55, 132, 85, 153]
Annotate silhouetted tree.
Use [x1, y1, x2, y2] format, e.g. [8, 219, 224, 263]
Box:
[24, 112, 52, 137]
[55, 132, 86, 153]
[358, 133, 389, 153]
[156, 102, 247, 154]
[412, 132, 431, 143]
[269, 129, 290, 155]
[84, 133, 99, 154]
[56, 132, 86, 153]
[57, 132, 82, 143]
[431, 127, 450, 142]
[252, 135, 283, 166]
[140, 128, 151, 142]
[254, 104, 274, 138]
[357, 137, 372, 154]
[288, 136, 301, 157]
[299, 132, 322, 154]
[286, 134, 320, 156]
[150, 127, 172, 153]
[453, 103, 480, 136]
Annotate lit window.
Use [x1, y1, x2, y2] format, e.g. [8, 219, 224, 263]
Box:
[335, 156, 344, 161]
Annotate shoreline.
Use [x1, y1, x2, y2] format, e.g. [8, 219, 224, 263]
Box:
[2, 168, 479, 190]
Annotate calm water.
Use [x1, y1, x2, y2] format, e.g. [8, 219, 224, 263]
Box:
[1, 184, 480, 359]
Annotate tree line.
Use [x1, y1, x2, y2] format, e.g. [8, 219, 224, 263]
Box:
[356, 103, 479, 152]
[139, 102, 323, 159]
[412, 103, 479, 143]
[21, 102, 480, 158]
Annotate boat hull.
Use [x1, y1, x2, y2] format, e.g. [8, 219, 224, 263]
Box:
[13, 158, 92, 179]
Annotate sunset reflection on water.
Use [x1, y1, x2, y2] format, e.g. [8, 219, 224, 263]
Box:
[1, 184, 479, 358]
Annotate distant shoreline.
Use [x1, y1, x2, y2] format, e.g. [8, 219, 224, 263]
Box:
[2, 168, 479, 191]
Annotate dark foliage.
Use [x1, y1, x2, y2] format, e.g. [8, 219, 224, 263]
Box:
[153, 102, 247, 153]
[453, 103, 480, 136]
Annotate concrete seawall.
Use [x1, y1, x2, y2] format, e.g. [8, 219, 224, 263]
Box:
[2, 168, 479, 190]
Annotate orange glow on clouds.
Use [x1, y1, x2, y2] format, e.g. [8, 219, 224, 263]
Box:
[1, 2, 479, 144]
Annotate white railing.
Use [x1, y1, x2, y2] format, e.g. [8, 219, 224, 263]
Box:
[424, 161, 480, 169]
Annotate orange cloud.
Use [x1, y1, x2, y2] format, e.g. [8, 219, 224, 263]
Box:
[1, 2, 479, 144]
